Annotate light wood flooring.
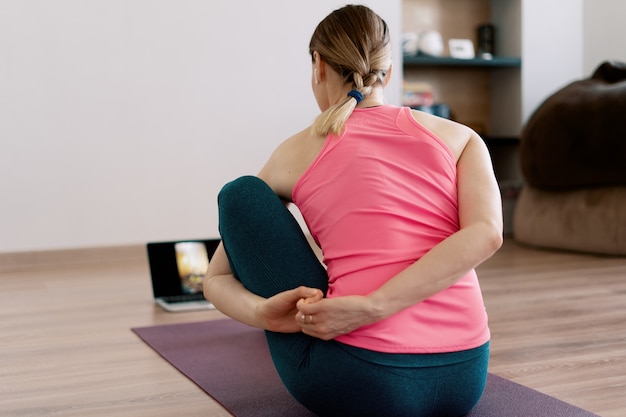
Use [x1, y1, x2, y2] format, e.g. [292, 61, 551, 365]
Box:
[1, 239, 625, 416]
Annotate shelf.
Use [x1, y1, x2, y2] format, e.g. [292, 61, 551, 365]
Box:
[403, 55, 521, 68]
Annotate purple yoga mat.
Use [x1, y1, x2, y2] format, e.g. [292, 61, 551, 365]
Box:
[132, 319, 599, 417]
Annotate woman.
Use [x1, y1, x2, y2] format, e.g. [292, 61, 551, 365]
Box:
[204, 5, 503, 417]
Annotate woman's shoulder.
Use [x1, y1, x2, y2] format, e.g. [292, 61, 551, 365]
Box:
[269, 126, 321, 167]
[408, 109, 479, 161]
[258, 126, 325, 201]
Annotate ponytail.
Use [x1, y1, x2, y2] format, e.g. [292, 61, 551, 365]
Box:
[312, 90, 362, 136]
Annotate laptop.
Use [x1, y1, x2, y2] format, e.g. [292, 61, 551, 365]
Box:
[146, 238, 221, 312]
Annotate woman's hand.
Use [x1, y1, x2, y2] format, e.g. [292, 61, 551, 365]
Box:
[257, 286, 324, 333]
[295, 295, 381, 340]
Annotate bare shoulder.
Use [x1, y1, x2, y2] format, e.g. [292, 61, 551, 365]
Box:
[409, 109, 481, 161]
[258, 126, 325, 201]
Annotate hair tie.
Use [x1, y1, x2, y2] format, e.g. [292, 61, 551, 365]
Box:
[347, 90, 363, 104]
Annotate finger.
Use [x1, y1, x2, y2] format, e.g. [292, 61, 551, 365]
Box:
[296, 287, 323, 302]
[281, 287, 310, 303]
[295, 312, 315, 326]
[310, 288, 324, 301]
[297, 297, 322, 314]
[296, 312, 307, 324]
[298, 286, 322, 298]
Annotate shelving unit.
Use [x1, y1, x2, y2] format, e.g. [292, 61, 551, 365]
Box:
[403, 55, 521, 68]
[402, 0, 522, 140]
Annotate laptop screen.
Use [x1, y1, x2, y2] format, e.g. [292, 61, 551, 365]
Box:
[147, 239, 221, 298]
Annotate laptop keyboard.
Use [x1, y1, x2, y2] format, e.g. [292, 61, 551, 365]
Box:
[161, 293, 207, 304]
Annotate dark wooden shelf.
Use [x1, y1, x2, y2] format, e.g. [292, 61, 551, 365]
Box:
[403, 55, 521, 68]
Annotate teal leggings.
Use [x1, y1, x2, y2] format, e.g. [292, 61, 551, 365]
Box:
[217, 176, 489, 417]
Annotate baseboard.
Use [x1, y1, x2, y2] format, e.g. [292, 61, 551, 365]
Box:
[0, 244, 147, 273]
[1, 234, 320, 273]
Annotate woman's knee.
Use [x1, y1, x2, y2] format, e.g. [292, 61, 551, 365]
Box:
[217, 175, 287, 237]
[218, 175, 269, 210]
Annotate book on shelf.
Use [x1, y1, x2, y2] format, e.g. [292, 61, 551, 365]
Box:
[402, 81, 434, 107]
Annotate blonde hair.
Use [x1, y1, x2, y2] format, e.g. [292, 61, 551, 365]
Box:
[309, 5, 392, 136]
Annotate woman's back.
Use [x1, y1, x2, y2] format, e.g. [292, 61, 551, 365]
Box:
[293, 105, 490, 353]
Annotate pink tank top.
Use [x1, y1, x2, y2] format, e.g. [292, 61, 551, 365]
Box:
[292, 105, 489, 353]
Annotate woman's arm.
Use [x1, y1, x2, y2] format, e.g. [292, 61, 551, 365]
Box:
[203, 243, 264, 327]
[296, 131, 503, 339]
[368, 131, 503, 315]
[203, 130, 324, 332]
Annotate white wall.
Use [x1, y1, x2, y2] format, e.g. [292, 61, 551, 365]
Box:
[583, 0, 626, 76]
[520, 0, 626, 124]
[0, 0, 402, 253]
[521, 0, 584, 124]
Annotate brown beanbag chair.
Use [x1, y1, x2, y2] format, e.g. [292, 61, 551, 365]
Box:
[513, 185, 626, 255]
[520, 61, 626, 191]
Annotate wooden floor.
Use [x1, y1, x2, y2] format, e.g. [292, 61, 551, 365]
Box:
[1, 239, 625, 417]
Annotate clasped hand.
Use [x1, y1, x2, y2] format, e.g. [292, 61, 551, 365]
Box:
[256, 286, 374, 340]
